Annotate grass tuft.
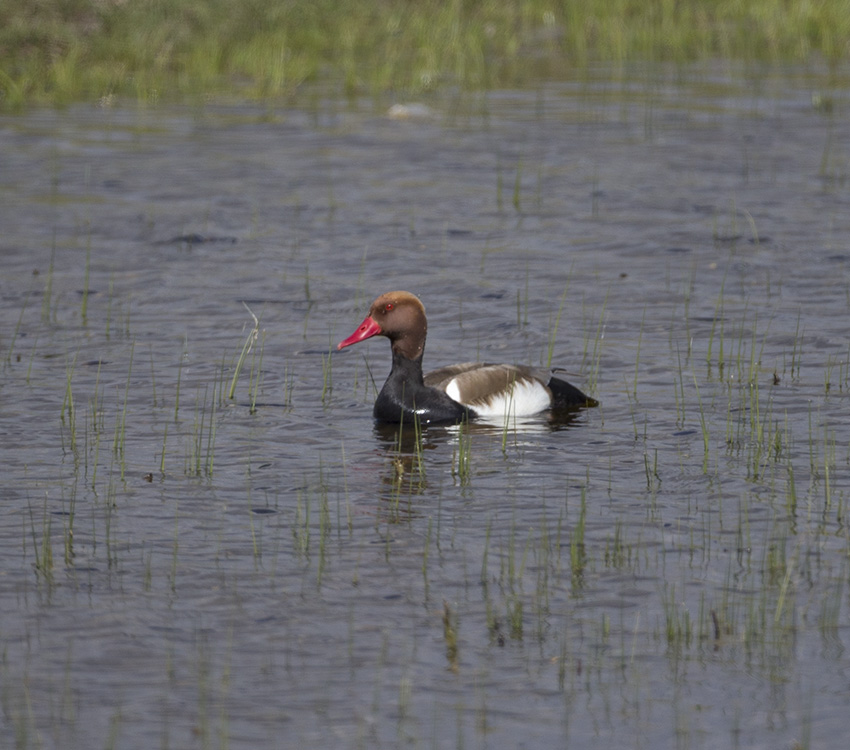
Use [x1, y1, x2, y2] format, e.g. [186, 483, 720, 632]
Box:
[3, 1, 850, 111]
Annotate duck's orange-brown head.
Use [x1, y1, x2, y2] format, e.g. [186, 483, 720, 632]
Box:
[337, 291, 427, 360]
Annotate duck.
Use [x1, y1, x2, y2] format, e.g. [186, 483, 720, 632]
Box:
[337, 291, 598, 424]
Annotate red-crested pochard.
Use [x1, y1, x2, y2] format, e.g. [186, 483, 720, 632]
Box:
[337, 291, 598, 424]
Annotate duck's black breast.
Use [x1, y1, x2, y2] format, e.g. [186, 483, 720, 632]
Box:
[373, 354, 470, 424]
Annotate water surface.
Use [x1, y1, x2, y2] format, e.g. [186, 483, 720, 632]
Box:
[1, 64, 849, 749]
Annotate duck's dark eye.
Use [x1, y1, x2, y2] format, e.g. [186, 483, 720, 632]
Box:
[385, 303, 394, 312]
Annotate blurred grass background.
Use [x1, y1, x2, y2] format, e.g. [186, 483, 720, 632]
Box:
[1, 0, 849, 110]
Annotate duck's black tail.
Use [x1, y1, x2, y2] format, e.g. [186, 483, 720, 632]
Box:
[549, 375, 599, 408]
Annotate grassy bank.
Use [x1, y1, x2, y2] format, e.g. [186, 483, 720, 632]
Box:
[1, 0, 849, 110]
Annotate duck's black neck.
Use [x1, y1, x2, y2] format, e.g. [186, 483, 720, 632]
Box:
[373, 352, 468, 424]
[390, 351, 425, 385]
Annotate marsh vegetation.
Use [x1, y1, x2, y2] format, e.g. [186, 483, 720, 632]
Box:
[2, 0, 850, 110]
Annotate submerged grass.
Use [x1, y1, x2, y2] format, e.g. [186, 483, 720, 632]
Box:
[227, 303, 261, 403]
[2, 0, 850, 111]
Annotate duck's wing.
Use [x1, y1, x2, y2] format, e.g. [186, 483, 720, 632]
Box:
[423, 362, 485, 390]
[426, 363, 598, 414]
[425, 363, 552, 416]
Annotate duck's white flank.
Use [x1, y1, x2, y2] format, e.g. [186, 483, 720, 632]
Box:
[445, 377, 552, 418]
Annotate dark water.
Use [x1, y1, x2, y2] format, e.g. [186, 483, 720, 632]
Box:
[2, 65, 850, 749]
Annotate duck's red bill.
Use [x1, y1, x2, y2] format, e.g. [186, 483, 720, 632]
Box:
[337, 316, 382, 350]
